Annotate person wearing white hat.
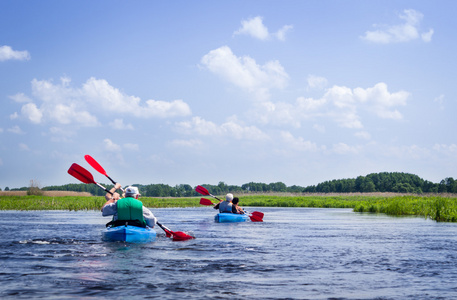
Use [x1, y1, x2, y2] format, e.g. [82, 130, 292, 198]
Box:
[213, 193, 238, 214]
[101, 184, 157, 228]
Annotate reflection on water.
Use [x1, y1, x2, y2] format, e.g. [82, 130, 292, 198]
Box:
[1, 207, 457, 299]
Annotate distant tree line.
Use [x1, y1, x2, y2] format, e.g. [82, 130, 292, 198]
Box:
[7, 172, 457, 197]
[302, 172, 457, 194]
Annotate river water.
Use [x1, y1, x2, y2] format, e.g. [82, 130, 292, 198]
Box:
[1, 207, 457, 299]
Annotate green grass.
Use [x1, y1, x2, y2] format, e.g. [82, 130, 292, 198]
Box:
[352, 196, 457, 222]
[1, 194, 457, 222]
[0, 196, 202, 211]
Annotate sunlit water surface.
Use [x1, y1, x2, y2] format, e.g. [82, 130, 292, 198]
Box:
[1, 207, 457, 299]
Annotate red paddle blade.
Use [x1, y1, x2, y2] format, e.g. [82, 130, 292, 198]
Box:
[67, 163, 96, 185]
[249, 211, 264, 222]
[172, 231, 195, 241]
[251, 211, 264, 219]
[195, 185, 210, 196]
[84, 155, 107, 176]
[200, 198, 214, 206]
[249, 214, 263, 222]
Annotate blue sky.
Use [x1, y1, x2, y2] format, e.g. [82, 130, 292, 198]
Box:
[1, 1, 456, 190]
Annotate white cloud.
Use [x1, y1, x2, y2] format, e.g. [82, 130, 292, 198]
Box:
[421, 29, 434, 42]
[234, 16, 269, 40]
[252, 102, 298, 127]
[175, 116, 269, 141]
[234, 16, 293, 41]
[324, 82, 409, 128]
[326, 85, 356, 109]
[14, 77, 191, 127]
[433, 144, 457, 155]
[331, 110, 363, 129]
[10, 112, 18, 120]
[7, 125, 24, 134]
[332, 142, 360, 155]
[275, 25, 293, 41]
[201, 46, 289, 101]
[251, 97, 327, 128]
[21, 103, 43, 124]
[307, 75, 328, 90]
[54, 104, 99, 126]
[81, 78, 192, 118]
[9, 93, 32, 103]
[0, 45, 30, 61]
[110, 119, 134, 130]
[354, 82, 409, 119]
[354, 131, 371, 140]
[361, 9, 433, 43]
[313, 124, 325, 133]
[103, 138, 121, 152]
[250, 82, 408, 129]
[280, 131, 322, 152]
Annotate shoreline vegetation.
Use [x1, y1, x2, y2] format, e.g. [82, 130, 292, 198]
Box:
[1, 192, 457, 223]
[5, 172, 457, 197]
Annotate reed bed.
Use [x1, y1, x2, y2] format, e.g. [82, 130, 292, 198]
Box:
[1, 194, 457, 222]
[353, 195, 457, 222]
[0, 196, 203, 211]
[0, 191, 93, 197]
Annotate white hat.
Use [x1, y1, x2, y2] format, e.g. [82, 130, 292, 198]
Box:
[226, 193, 233, 201]
[125, 186, 140, 196]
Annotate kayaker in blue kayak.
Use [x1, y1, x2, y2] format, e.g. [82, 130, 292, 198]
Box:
[232, 197, 245, 214]
[213, 193, 239, 214]
[101, 184, 157, 228]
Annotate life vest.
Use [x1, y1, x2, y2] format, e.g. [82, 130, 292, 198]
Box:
[219, 201, 233, 213]
[116, 197, 146, 227]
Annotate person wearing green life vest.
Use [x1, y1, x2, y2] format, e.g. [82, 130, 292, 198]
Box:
[101, 183, 157, 228]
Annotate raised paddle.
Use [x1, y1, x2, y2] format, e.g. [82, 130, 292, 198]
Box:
[67, 163, 112, 194]
[84, 155, 119, 187]
[196, 186, 264, 222]
[195, 185, 222, 201]
[68, 163, 194, 241]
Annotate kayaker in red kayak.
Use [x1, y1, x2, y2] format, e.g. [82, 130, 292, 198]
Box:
[101, 184, 157, 228]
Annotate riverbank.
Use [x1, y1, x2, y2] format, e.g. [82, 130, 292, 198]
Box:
[1, 194, 457, 222]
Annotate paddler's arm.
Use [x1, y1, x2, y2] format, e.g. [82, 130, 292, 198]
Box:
[101, 183, 122, 211]
[101, 192, 120, 211]
[104, 183, 122, 201]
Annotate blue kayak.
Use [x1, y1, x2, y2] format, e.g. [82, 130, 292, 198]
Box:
[102, 225, 157, 243]
[215, 213, 249, 223]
